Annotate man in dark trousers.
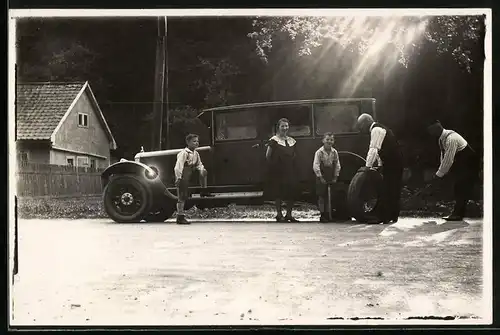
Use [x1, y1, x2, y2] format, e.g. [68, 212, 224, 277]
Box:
[356, 114, 404, 224]
[427, 121, 480, 221]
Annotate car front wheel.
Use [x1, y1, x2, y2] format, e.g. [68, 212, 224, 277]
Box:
[103, 175, 152, 223]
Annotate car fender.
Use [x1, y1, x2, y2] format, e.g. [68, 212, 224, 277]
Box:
[101, 160, 177, 200]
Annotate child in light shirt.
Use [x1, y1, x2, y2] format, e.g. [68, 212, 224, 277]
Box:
[313, 132, 341, 222]
[174, 133, 212, 224]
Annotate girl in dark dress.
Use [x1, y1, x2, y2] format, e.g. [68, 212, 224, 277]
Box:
[265, 118, 300, 222]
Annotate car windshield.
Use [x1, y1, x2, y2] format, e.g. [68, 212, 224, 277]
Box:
[314, 103, 360, 135]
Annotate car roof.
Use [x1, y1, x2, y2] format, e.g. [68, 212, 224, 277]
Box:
[200, 98, 376, 114]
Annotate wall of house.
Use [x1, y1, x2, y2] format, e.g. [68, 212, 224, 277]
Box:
[50, 150, 110, 169]
[28, 148, 51, 164]
[53, 89, 112, 159]
[16, 141, 51, 164]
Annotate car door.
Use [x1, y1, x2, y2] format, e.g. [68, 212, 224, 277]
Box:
[212, 108, 267, 186]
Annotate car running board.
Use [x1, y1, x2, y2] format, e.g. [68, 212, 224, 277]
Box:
[190, 191, 263, 200]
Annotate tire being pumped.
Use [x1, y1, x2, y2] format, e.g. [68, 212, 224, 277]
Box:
[347, 168, 383, 223]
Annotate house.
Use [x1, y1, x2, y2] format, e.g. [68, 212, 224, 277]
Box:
[16, 81, 117, 169]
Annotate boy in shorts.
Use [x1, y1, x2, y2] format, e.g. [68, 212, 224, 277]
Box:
[313, 132, 341, 222]
[174, 133, 212, 224]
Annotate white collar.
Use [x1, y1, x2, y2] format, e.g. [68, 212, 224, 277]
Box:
[320, 146, 334, 154]
[271, 135, 296, 146]
[185, 147, 196, 154]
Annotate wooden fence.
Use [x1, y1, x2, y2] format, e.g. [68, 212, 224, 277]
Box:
[15, 163, 106, 198]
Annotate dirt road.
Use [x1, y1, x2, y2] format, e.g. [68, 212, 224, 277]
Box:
[10, 217, 488, 326]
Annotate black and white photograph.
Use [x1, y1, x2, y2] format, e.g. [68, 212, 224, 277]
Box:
[8, 8, 492, 327]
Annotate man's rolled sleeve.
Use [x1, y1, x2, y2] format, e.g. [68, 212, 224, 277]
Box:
[436, 138, 459, 177]
[365, 127, 386, 168]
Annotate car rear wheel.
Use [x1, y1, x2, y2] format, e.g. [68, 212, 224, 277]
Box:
[347, 169, 383, 223]
[103, 175, 152, 223]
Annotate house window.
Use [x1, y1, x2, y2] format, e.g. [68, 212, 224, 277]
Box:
[66, 156, 75, 167]
[77, 156, 89, 167]
[90, 158, 96, 169]
[78, 113, 89, 127]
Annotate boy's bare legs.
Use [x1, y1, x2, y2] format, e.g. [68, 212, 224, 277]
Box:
[176, 201, 185, 216]
[275, 199, 284, 221]
[318, 195, 330, 222]
[176, 184, 190, 224]
[285, 200, 299, 222]
[199, 169, 207, 188]
[199, 169, 213, 197]
[318, 197, 325, 213]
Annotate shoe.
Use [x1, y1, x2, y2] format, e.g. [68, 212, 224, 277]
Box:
[443, 215, 464, 221]
[176, 215, 190, 224]
[285, 216, 300, 223]
[319, 213, 329, 223]
[276, 215, 287, 223]
[390, 217, 399, 223]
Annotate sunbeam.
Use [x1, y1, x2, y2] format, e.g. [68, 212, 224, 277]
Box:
[291, 16, 430, 98]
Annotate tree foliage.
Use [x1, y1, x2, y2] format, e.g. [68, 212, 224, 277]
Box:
[248, 15, 484, 72]
[20, 39, 99, 80]
[194, 57, 241, 106]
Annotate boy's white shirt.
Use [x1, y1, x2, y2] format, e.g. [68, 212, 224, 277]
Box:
[174, 147, 205, 180]
[313, 145, 341, 178]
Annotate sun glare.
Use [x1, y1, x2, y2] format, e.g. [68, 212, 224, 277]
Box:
[298, 16, 430, 97]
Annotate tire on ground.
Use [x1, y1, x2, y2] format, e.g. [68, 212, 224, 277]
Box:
[145, 202, 177, 222]
[103, 174, 153, 223]
[347, 169, 383, 223]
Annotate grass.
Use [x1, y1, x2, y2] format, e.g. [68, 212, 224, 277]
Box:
[16, 192, 483, 220]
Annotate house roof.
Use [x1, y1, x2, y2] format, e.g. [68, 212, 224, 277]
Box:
[16, 81, 117, 149]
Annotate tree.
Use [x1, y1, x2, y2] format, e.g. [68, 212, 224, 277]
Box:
[248, 15, 485, 72]
[18, 39, 99, 80]
[194, 57, 242, 107]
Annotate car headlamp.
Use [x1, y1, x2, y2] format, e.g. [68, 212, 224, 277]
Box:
[145, 166, 159, 179]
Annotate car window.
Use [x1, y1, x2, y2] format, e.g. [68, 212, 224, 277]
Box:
[267, 105, 312, 137]
[215, 109, 258, 141]
[315, 104, 359, 135]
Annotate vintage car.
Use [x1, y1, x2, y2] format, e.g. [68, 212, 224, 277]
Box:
[101, 98, 383, 223]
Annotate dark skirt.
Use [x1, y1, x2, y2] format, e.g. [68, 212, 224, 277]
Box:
[264, 138, 299, 201]
[264, 160, 299, 201]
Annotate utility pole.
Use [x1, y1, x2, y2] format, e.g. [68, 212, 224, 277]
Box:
[163, 16, 170, 150]
[151, 16, 166, 151]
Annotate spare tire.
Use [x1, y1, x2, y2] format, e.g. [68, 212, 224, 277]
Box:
[347, 169, 383, 223]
